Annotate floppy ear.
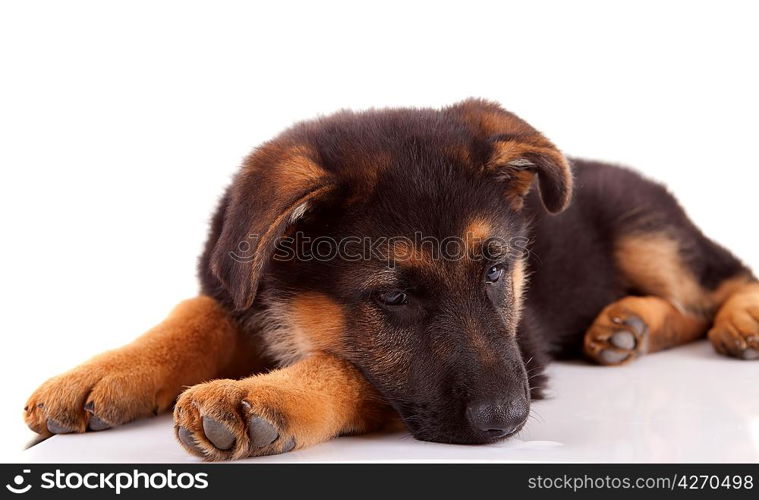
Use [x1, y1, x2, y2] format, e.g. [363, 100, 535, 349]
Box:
[486, 139, 573, 213]
[210, 143, 333, 311]
[447, 98, 573, 213]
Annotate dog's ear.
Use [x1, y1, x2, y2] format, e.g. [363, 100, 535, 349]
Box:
[210, 143, 333, 311]
[448, 98, 573, 213]
[485, 140, 573, 213]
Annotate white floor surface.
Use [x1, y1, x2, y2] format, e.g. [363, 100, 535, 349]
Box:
[18, 341, 759, 463]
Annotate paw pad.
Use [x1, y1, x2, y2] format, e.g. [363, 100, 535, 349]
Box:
[585, 313, 647, 365]
[248, 416, 278, 448]
[202, 417, 235, 450]
[173, 383, 297, 460]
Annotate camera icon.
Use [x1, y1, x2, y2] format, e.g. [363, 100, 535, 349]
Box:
[5, 469, 32, 494]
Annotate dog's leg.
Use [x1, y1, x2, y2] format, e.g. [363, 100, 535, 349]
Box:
[584, 295, 709, 365]
[584, 229, 758, 364]
[173, 353, 390, 460]
[25, 296, 259, 436]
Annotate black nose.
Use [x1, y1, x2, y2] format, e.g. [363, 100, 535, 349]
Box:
[466, 398, 529, 439]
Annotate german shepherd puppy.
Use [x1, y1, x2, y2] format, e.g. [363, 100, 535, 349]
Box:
[24, 99, 759, 460]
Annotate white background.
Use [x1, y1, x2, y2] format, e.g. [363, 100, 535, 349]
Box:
[1, 1, 757, 461]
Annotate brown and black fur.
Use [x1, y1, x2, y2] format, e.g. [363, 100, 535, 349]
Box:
[25, 99, 759, 460]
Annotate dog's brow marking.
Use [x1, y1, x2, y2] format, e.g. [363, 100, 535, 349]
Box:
[462, 219, 496, 264]
[465, 219, 492, 243]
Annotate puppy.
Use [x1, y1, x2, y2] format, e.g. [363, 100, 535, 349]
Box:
[25, 99, 759, 460]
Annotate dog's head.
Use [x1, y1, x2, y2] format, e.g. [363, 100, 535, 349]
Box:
[204, 99, 572, 444]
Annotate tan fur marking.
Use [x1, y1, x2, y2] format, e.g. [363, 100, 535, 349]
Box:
[25, 296, 253, 435]
[289, 293, 347, 353]
[463, 218, 493, 259]
[262, 144, 328, 195]
[254, 292, 349, 366]
[512, 258, 527, 313]
[615, 233, 709, 313]
[625, 296, 709, 353]
[465, 219, 491, 243]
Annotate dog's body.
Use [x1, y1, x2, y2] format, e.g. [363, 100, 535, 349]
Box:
[25, 100, 759, 460]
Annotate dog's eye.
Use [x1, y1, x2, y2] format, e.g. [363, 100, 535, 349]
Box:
[485, 264, 505, 284]
[376, 290, 408, 306]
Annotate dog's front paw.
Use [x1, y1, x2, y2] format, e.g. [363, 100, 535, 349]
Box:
[709, 302, 759, 360]
[24, 356, 170, 436]
[173, 379, 298, 461]
[584, 306, 648, 365]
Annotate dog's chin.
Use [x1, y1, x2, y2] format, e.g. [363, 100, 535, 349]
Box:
[404, 418, 523, 445]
